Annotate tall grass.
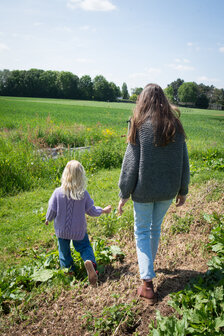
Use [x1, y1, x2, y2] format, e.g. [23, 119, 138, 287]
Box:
[0, 136, 125, 196]
[0, 97, 223, 196]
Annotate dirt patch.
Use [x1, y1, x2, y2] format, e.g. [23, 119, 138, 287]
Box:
[1, 182, 223, 335]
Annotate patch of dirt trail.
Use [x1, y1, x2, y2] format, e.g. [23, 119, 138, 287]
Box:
[1, 183, 224, 335]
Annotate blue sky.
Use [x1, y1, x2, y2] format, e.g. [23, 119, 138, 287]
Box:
[0, 0, 224, 92]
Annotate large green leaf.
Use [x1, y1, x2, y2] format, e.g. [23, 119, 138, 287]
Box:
[31, 269, 54, 282]
[215, 316, 224, 331]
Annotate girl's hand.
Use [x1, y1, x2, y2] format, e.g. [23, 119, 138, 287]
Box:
[176, 194, 187, 207]
[117, 198, 129, 216]
[45, 220, 49, 225]
[102, 205, 112, 214]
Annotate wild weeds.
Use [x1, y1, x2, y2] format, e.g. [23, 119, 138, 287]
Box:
[149, 213, 224, 336]
[83, 301, 139, 335]
[0, 135, 125, 196]
[0, 239, 125, 316]
[170, 214, 194, 234]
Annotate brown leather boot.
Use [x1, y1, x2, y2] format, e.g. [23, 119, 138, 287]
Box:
[84, 260, 98, 286]
[137, 280, 156, 305]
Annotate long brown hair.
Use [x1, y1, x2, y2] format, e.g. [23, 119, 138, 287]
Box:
[128, 83, 186, 146]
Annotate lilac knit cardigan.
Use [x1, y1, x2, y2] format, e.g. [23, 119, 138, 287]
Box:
[46, 187, 102, 240]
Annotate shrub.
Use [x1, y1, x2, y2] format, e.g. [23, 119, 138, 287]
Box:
[75, 139, 125, 173]
[0, 137, 71, 196]
[0, 136, 125, 196]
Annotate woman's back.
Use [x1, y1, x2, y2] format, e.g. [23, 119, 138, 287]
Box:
[119, 120, 189, 202]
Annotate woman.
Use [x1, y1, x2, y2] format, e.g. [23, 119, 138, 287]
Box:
[118, 84, 190, 304]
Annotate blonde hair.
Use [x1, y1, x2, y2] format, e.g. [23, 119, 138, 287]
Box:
[61, 160, 86, 200]
[128, 83, 185, 146]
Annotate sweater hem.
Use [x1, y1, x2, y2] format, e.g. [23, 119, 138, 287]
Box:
[131, 194, 176, 203]
[55, 231, 86, 241]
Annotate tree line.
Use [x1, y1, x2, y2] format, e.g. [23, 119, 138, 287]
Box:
[0, 69, 129, 102]
[130, 79, 224, 110]
[0, 69, 223, 109]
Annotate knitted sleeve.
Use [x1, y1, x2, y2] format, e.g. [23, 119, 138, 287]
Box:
[118, 134, 140, 199]
[46, 190, 57, 222]
[46, 209, 56, 221]
[86, 206, 103, 217]
[179, 142, 190, 195]
[85, 191, 103, 217]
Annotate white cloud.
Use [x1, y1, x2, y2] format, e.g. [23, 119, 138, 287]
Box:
[129, 72, 147, 79]
[187, 42, 200, 52]
[198, 76, 220, 84]
[80, 25, 91, 30]
[169, 58, 194, 71]
[219, 47, 224, 53]
[67, 0, 116, 11]
[129, 67, 161, 79]
[169, 64, 194, 71]
[54, 26, 72, 33]
[34, 22, 43, 27]
[0, 42, 9, 52]
[11, 33, 32, 40]
[79, 25, 96, 32]
[75, 57, 94, 63]
[146, 67, 161, 74]
[174, 58, 190, 64]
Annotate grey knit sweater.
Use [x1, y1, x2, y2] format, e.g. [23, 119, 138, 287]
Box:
[118, 120, 190, 202]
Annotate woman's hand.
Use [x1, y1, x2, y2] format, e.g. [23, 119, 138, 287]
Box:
[176, 194, 187, 207]
[117, 198, 129, 215]
[45, 220, 49, 225]
[102, 205, 112, 214]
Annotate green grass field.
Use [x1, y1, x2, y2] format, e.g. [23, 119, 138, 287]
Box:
[1, 96, 224, 148]
[0, 97, 224, 335]
[0, 97, 132, 133]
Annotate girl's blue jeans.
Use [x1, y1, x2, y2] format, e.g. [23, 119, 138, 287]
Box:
[134, 199, 172, 280]
[58, 233, 96, 271]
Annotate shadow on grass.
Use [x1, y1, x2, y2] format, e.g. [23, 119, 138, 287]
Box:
[99, 263, 134, 283]
[155, 268, 204, 302]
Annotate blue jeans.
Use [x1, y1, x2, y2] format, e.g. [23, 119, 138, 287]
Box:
[134, 200, 172, 280]
[58, 233, 96, 271]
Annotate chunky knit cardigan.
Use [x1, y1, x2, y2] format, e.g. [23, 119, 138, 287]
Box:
[46, 188, 102, 240]
[119, 120, 190, 202]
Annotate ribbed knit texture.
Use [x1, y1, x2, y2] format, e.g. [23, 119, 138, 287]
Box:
[46, 187, 102, 240]
[64, 198, 74, 237]
[119, 120, 190, 202]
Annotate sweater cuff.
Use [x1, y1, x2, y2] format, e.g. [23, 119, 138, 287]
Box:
[119, 191, 130, 200]
[46, 208, 56, 221]
[178, 186, 188, 196]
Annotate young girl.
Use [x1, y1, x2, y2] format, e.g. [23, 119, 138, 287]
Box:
[45, 160, 111, 285]
[118, 84, 190, 304]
